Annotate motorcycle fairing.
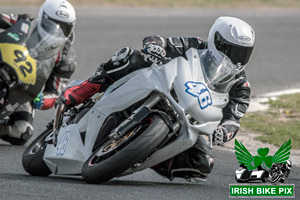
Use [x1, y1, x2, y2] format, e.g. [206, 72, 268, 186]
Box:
[122, 49, 229, 172]
[43, 48, 229, 175]
[0, 43, 37, 85]
[44, 107, 107, 174]
[0, 19, 29, 45]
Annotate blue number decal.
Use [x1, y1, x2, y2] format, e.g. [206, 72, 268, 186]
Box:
[185, 81, 212, 109]
[56, 130, 71, 156]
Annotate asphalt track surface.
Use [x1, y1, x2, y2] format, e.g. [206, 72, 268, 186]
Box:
[0, 6, 300, 200]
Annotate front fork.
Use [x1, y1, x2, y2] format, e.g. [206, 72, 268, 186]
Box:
[52, 102, 66, 146]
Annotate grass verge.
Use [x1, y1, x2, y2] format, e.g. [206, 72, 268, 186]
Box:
[241, 93, 300, 149]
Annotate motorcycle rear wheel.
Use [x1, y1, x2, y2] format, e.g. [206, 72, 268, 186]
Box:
[82, 114, 169, 184]
[22, 128, 52, 176]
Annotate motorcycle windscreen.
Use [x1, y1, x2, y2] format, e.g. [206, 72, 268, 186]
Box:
[199, 49, 239, 93]
[26, 18, 67, 60]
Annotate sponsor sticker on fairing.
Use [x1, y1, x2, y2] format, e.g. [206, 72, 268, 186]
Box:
[21, 23, 29, 34]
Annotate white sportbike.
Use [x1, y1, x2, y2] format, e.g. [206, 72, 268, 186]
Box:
[22, 48, 237, 184]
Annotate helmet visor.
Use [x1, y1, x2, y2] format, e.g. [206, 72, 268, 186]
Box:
[40, 16, 65, 38]
[42, 12, 74, 37]
[214, 31, 253, 66]
[27, 18, 66, 60]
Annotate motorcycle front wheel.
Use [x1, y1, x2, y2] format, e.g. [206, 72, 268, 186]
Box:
[22, 128, 52, 176]
[82, 114, 169, 184]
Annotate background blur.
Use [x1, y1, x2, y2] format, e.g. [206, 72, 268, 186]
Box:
[0, 2, 300, 200]
[1, 0, 300, 8]
[1, 1, 300, 97]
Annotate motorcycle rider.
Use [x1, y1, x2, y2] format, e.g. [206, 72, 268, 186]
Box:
[0, 0, 76, 145]
[60, 16, 254, 182]
[268, 160, 292, 183]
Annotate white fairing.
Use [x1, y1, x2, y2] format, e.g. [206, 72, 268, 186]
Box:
[43, 48, 229, 174]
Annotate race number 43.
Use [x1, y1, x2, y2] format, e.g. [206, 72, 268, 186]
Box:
[185, 81, 212, 109]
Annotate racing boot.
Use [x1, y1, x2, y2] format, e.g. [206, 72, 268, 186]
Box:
[1, 127, 32, 145]
[151, 135, 214, 182]
[0, 102, 34, 145]
[60, 61, 118, 107]
[60, 80, 102, 107]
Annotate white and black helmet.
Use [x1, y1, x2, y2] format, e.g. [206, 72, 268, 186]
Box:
[38, 0, 76, 37]
[208, 16, 255, 68]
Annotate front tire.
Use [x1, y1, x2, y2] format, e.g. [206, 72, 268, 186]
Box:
[22, 128, 52, 176]
[82, 114, 169, 184]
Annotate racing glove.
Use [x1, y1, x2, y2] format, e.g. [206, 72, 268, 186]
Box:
[142, 43, 170, 65]
[212, 124, 239, 146]
[32, 92, 44, 109]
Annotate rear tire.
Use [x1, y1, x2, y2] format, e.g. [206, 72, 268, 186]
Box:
[82, 114, 169, 184]
[22, 128, 52, 177]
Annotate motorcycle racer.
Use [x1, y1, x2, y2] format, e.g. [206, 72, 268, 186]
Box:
[0, 0, 76, 145]
[60, 16, 254, 182]
[268, 160, 292, 183]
